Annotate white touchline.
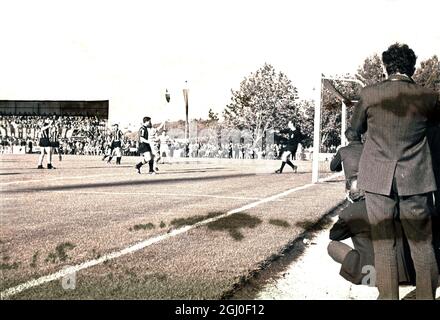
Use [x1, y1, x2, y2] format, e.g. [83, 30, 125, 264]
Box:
[52, 191, 285, 202]
[0, 173, 342, 299]
[0, 173, 127, 186]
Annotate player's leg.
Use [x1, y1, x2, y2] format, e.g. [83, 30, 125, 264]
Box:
[102, 148, 108, 161]
[155, 149, 161, 165]
[37, 147, 45, 169]
[275, 150, 291, 174]
[115, 147, 122, 165]
[47, 147, 55, 169]
[135, 151, 151, 174]
[285, 152, 297, 172]
[107, 147, 114, 163]
[149, 153, 156, 174]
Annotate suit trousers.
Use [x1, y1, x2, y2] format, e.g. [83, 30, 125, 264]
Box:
[365, 186, 438, 300]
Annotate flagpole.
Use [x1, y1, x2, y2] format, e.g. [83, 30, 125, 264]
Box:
[182, 81, 189, 140]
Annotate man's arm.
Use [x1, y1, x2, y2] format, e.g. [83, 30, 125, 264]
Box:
[329, 218, 353, 241]
[330, 150, 343, 172]
[157, 121, 166, 131]
[41, 121, 53, 132]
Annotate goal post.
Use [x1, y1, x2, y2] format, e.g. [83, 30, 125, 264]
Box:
[311, 75, 365, 183]
[311, 76, 322, 183]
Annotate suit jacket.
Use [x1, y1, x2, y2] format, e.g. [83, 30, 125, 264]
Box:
[427, 124, 440, 185]
[351, 74, 440, 196]
[330, 141, 364, 189]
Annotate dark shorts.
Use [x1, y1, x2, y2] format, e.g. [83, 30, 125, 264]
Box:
[39, 138, 51, 147]
[112, 141, 122, 149]
[138, 142, 152, 154]
[51, 141, 60, 148]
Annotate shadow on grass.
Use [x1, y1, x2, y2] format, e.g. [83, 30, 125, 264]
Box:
[10, 173, 255, 193]
[207, 213, 262, 241]
[0, 261, 20, 270]
[228, 200, 347, 300]
[45, 242, 76, 264]
[130, 223, 155, 231]
[30, 251, 39, 268]
[170, 212, 224, 228]
[295, 218, 331, 232]
[269, 219, 290, 228]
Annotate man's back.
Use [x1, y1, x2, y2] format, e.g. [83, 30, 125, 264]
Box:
[330, 141, 363, 182]
[351, 75, 439, 196]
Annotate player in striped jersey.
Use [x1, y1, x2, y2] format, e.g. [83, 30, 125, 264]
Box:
[49, 119, 62, 162]
[37, 118, 55, 169]
[106, 124, 124, 165]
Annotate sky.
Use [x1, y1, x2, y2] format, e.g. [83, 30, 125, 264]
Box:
[0, 0, 439, 128]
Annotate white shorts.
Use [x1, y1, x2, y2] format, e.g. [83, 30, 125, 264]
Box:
[140, 151, 153, 162]
[281, 150, 292, 162]
[112, 147, 122, 157]
[160, 146, 170, 155]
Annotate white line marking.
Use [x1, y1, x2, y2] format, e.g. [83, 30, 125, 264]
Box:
[0, 173, 342, 299]
[0, 173, 127, 186]
[52, 191, 284, 202]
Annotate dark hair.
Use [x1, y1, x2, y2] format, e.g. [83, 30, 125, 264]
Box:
[382, 43, 417, 77]
[345, 127, 361, 142]
[143, 116, 151, 123]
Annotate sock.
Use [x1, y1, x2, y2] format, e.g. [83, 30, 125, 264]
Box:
[149, 160, 154, 172]
[286, 160, 295, 169]
[38, 154, 44, 166]
[116, 157, 121, 165]
[279, 162, 286, 172]
[107, 156, 113, 163]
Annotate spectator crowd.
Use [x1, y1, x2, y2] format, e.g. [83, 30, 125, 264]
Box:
[0, 115, 108, 155]
[0, 114, 311, 160]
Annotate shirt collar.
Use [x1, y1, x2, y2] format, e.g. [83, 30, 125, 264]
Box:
[387, 73, 414, 83]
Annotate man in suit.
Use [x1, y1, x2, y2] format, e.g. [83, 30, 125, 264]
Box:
[330, 127, 364, 199]
[328, 128, 416, 286]
[351, 43, 440, 299]
[428, 124, 440, 270]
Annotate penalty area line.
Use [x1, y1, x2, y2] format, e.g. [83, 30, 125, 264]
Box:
[0, 172, 342, 299]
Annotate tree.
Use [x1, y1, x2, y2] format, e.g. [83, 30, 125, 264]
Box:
[223, 63, 302, 147]
[207, 108, 219, 124]
[356, 53, 440, 93]
[297, 100, 314, 148]
[356, 54, 384, 86]
[302, 74, 362, 150]
[413, 55, 440, 93]
[303, 53, 439, 151]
